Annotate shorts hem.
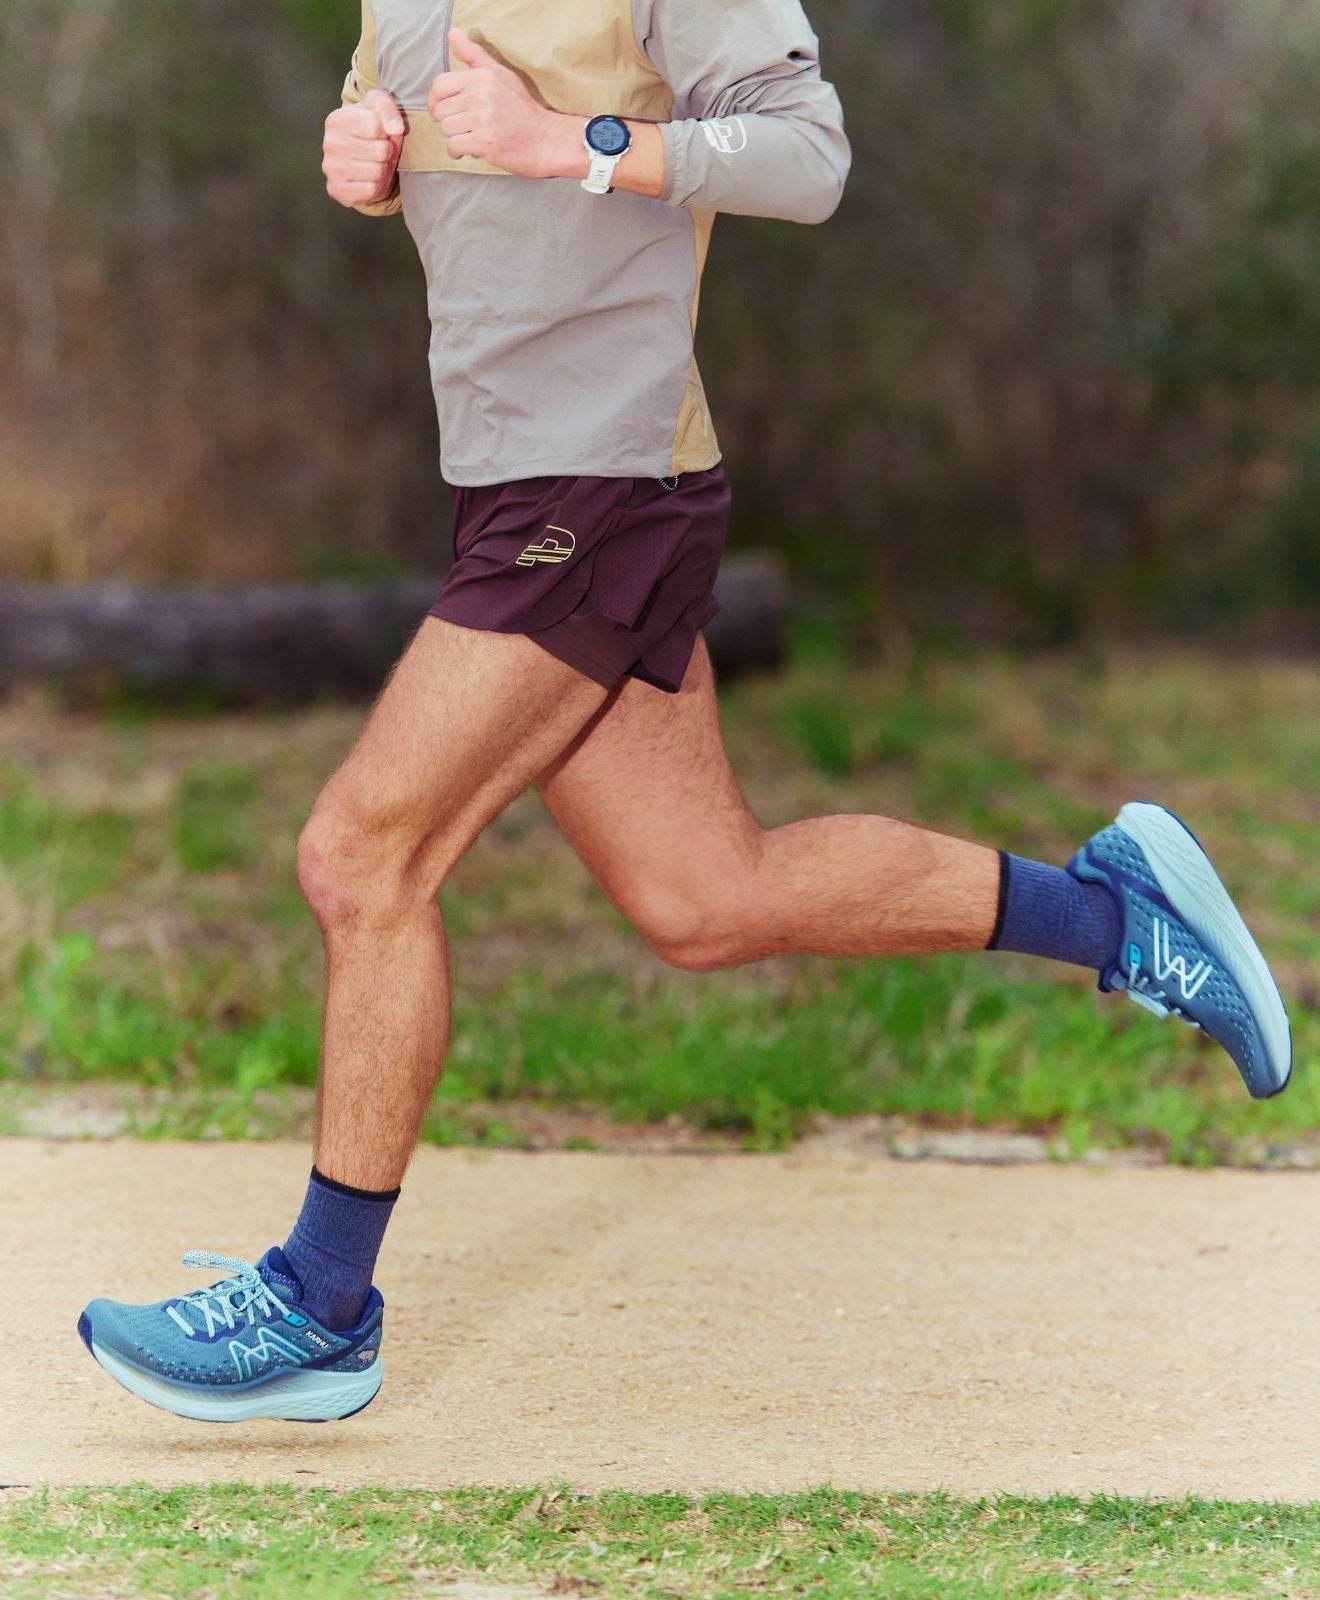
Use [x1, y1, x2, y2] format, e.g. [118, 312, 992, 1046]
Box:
[428, 602, 632, 692]
[426, 602, 705, 696]
[527, 612, 637, 691]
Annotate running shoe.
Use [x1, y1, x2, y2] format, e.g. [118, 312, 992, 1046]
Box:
[77, 1248, 383, 1423]
[1068, 801, 1291, 1099]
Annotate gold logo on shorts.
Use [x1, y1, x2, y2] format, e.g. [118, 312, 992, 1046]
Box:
[515, 526, 576, 567]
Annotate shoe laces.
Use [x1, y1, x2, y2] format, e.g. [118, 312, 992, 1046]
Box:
[1122, 959, 1200, 1030]
[166, 1251, 292, 1339]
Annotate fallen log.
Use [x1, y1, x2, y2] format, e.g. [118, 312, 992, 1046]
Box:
[0, 553, 788, 703]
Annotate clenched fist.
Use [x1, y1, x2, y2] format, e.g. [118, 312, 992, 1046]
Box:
[427, 28, 581, 179]
[323, 89, 406, 207]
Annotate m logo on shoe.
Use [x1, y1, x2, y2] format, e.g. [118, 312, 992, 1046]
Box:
[1151, 917, 1213, 1001]
[515, 526, 576, 567]
[228, 1328, 305, 1381]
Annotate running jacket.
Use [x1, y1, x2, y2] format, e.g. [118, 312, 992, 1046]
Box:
[343, 0, 850, 486]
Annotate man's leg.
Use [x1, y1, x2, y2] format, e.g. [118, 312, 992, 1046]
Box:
[297, 617, 610, 1186]
[539, 638, 1289, 1101]
[539, 637, 1008, 969]
[275, 618, 608, 1326]
[79, 618, 613, 1419]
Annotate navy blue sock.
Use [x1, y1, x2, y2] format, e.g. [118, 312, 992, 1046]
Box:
[281, 1168, 399, 1332]
[987, 852, 1121, 971]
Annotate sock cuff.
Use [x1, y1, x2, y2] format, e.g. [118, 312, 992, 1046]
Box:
[310, 1166, 401, 1205]
[987, 850, 1012, 950]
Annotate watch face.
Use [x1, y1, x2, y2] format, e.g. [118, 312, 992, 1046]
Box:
[586, 115, 630, 157]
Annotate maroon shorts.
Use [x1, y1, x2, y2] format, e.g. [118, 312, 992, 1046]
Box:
[430, 468, 731, 694]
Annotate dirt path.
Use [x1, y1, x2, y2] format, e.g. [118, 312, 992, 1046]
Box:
[8, 1140, 1319, 1499]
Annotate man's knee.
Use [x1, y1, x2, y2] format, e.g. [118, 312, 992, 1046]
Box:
[628, 880, 749, 973]
[297, 803, 376, 931]
[297, 792, 436, 933]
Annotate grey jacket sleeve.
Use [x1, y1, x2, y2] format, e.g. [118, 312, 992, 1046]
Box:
[634, 0, 850, 224]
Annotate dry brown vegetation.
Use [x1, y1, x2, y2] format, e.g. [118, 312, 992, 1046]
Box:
[4, 1, 1320, 633]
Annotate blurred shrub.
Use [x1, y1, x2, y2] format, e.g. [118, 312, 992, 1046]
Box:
[703, 0, 1320, 638]
[2, 0, 1320, 639]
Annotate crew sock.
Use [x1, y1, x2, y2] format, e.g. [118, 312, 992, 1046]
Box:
[280, 1167, 399, 1332]
[987, 852, 1122, 971]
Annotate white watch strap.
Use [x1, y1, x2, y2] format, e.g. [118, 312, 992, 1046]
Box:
[582, 152, 621, 195]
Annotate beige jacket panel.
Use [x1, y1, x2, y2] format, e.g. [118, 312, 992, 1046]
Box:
[671, 208, 719, 476]
[360, 0, 674, 178]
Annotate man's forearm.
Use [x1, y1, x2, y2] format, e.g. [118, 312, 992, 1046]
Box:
[539, 114, 666, 199]
[537, 105, 845, 224]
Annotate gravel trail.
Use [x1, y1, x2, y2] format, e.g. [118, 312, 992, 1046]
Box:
[7, 1140, 1314, 1498]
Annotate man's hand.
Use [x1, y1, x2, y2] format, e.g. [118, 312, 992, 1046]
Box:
[428, 29, 585, 179]
[323, 89, 406, 208]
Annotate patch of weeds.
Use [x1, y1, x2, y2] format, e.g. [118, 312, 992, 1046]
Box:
[865, 688, 931, 764]
[9, 933, 193, 1081]
[778, 692, 857, 778]
[129, 1040, 300, 1139]
[170, 761, 261, 872]
[420, 1102, 527, 1149]
[739, 1088, 802, 1151]
[1, 932, 321, 1091]
[0, 771, 136, 907]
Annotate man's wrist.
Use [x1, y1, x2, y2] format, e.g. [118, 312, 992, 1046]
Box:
[545, 112, 592, 181]
[540, 113, 663, 199]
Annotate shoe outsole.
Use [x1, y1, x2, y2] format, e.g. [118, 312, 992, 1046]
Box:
[1115, 802, 1293, 1098]
[85, 1338, 383, 1423]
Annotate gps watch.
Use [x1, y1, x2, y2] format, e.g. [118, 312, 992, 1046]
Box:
[582, 115, 632, 195]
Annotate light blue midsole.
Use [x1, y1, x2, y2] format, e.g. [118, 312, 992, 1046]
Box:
[91, 1340, 383, 1423]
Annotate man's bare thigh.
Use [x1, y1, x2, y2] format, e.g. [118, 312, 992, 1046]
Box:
[537, 637, 760, 916]
[313, 617, 611, 889]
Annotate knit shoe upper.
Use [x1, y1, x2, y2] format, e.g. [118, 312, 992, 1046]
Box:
[1068, 802, 1292, 1099]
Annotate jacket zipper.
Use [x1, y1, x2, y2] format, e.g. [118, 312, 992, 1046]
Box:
[440, 0, 456, 71]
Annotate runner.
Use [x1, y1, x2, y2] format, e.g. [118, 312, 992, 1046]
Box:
[79, 0, 1291, 1424]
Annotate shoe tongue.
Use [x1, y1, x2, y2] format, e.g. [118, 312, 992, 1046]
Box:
[257, 1246, 305, 1303]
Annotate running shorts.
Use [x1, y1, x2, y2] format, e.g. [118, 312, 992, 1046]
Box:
[429, 468, 731, 694]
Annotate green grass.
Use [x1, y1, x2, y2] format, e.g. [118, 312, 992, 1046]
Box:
[3, 1486, 1320, 1599]
[169, 762, 262, 874]
[1, 648, 1317, 1157]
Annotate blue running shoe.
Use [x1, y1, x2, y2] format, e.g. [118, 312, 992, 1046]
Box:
[1068, 801, 1292, 1099]
[78, 1247, 383, 1423]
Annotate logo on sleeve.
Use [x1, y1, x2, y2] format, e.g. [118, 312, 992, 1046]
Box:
[516, 527, 576, 567]
[702, 118, 748, 155]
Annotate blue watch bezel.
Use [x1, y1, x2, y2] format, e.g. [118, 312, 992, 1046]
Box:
[584, 115, 632, 158]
